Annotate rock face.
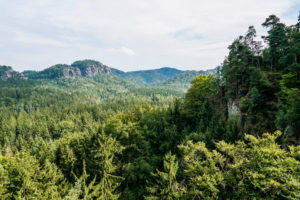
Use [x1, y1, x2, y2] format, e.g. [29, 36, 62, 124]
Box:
[227, 99, 241, 117]
[59, 67, 82, 78]
[0, 66, 24, 80]
[71, 60, 111, 77]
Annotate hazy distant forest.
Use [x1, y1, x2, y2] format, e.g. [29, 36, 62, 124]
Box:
[0, 14, 300, 199]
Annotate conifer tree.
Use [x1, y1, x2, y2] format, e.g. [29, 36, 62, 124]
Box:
[93, 131, 123, 200]
[145, 152, 183, 200]
[0, 161, 10, 199]
[77, 161, 101, 200]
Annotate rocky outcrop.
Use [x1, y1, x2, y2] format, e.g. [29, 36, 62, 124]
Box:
[227, 99, 241, 117]
[78, 64, 107, 77]
[71, 60, 112, 77]
[59, 67, 82, 78]
[0, 66, 24, 80]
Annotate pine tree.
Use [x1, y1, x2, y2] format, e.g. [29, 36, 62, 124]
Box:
[262, 15, 288, 71]
[77, 161, 101, 200]
[93, 132, 123, 200]
[145, 152, 183, 200]
[0, 160, 10, 199]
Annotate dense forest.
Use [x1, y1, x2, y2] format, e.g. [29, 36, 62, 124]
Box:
[0, 14, 299, 199]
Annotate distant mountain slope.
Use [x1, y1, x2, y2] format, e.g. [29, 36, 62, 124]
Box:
[114, 67, 189, 86]
[20, 59, 213, 89]
[110, 68, 126, 76]
[1, 60, 218, 98]
[158, 68, 218, 91]
[0, 65, 24, 80]
[23, 60, 111, 79]
[0, 72, 138, 104]
[0, 61, 219, 106]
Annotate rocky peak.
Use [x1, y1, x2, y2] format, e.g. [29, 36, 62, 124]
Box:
[0, 66, 24, 80]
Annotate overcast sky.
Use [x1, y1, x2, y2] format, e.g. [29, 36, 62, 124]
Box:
[0, 0, 299, 72]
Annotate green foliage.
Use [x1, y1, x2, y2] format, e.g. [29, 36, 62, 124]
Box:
[0, 13, 299, 200]
[0, 152, 68, 200]
[76, 161, 101, 200]
[183, 75, 219, 130]
[181, 74, 227, 146]
[179, 131, 300, 199]
[145, 152, 183, 200]
[154, 68, 217, 92]
[179, 141, 225, 199]
[93, 132, 123, 200]
[221, 14, 300, 138]
[0, 161, 10, 199]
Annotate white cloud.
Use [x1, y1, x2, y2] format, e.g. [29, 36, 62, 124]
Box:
[107, 47, 136, 56]
[0, 0, 299, 71]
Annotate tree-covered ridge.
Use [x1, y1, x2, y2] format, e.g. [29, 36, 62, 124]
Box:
[2, 60, 213, 96]
[0, 14, 299, 199]
[1, 61, 213, 100]
[8, 59, 197, 86]
[115, 67, 190, 86]
[159, 68, 218, 92]
[107, 66, 215, 88]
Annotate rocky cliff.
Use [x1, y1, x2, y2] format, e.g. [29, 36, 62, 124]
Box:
[71, 60, 111, 77]
[0, 66, 24, 80]
[227, 99, 241, 117]
[59, 67, 82, 78]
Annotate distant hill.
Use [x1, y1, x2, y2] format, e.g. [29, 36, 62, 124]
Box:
[114, 67, 190, 86]
[158, 68, 218, 91]
[19, 59, 214, 89]
[110, 68, 126, 76]
[23, 60, 111, 79]
[0, 65, 24, 80]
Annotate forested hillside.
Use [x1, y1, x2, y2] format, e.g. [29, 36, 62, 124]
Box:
[0, 59, 214, 101]
[159, 68, 218, 92]
[0, 14, 299, 200]
[113, 67, 189, 86]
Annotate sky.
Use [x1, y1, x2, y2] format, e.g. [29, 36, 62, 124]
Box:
[0, 0, 299, 72]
